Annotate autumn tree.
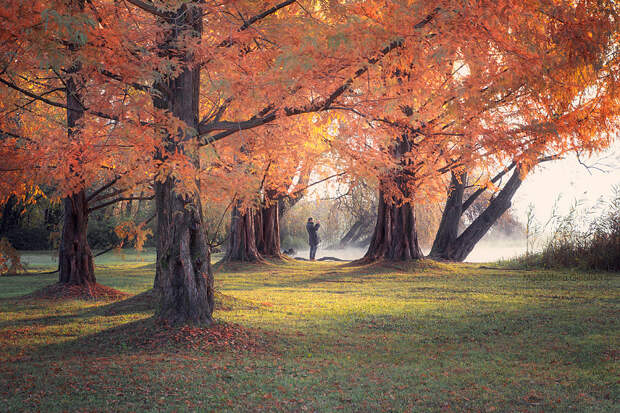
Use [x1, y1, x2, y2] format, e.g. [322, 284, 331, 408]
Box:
[329, 0, 619, 262]
[121, 0, 395, 322]
[0, 0, 157, 286]
[218, 115, 333, 262]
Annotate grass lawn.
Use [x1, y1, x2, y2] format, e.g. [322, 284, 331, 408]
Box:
[0, 254, 618, 412]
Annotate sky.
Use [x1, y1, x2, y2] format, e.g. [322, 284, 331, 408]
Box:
[512, 141, 620, 226]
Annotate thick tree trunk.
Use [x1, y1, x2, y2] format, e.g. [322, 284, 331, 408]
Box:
[58, 190, 95, 284]
[255, 201, 281, 257]
[225, 203, 262, 262]
[152, 3, 214, 325]
[59, 26, 95, 285]
[363, 135, 423, 261]
[429, 171, 466, 259]
[363, 191, 423, 261]
[155, 179, 213, 325]
[439, 166, 524, 261]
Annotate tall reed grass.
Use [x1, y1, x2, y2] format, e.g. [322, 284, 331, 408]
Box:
[505, 186, 619, 271]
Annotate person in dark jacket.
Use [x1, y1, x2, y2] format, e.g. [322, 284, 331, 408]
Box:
[306, 217, 320, 260]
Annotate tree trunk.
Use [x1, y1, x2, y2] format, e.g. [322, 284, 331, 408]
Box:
[58, 190, 95, 284]
[58, 25, 95, 285]
[363, 190, 423, 261]
[429, 171, 466, 259]
[440, 166, 524, 261]
[0, 195, 21, 235]
[363, 135, 423, 261]
[155, 178, 213, 325]
[255, 201, 282, 257]
[225, 203, 262, 262]
[339, 220, 364, 248]
[152, 3, 214, 325]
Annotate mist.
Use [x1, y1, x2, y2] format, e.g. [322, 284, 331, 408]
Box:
[293, 236, 527, 263]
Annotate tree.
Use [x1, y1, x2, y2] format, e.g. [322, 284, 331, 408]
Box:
[3, 0, 617, 324]
[0, 0, 156, 286]
[362, 136, 424, 261]
[331, 0, 619, 262]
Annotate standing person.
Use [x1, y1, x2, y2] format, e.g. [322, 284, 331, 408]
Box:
[306, 217, 320, 260]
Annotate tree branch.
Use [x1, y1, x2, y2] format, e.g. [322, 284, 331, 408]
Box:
[88, 195, 154, 212]
[0, 76, 119, 122]
[198, 8, 440, 144]
[86, 176, 121, 202]
[462, 162, 517, 213]
[99, 69, 151, 92]
[123, 0, 171, 19]
[461, 154, 561, 213]
[240, 0, 297, 31]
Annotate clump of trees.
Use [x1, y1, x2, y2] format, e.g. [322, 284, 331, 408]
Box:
[1, 0, 618, 325]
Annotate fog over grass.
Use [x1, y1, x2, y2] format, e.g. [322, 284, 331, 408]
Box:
[294, 236, 527, 263]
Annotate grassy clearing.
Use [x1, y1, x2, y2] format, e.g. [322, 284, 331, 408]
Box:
[0, 255, 618, 412]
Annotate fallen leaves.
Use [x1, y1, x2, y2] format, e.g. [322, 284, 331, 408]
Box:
[151, 321, 272, 353]
[26, 282, 129, 301]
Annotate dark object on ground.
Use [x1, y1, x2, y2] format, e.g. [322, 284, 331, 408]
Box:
[294, 256, 347, 262]
[282, 248, 296, 255]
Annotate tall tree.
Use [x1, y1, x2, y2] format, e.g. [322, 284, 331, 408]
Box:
[332, 0, 619, 262]
[0, 0, 156, 285]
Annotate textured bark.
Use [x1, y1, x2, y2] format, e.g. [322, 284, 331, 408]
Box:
[437, 166, 524, 261]
[152, 3, 214, 325]
[225, 203, 262, 262]
[59, 19, 95, 285]
[446, 166, 524, 261]
[363, 191, 423, 261]
[363, 135, 423, 261]
[429, 171, 466, 258]
[155, 178, 213, 325]
[255, 201, 281, 257]
[58, 190, 95, 284]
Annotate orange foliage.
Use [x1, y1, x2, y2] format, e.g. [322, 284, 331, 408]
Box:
[0, 0, 617, 213]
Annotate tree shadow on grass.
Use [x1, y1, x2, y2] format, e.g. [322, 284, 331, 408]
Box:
[0, 287, 259, 331]
[42, 316, 276, 359]
[219, 260, 462, 292]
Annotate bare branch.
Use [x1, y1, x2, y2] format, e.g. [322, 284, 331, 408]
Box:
[86, 176, 121, 202]
[123, 0, 171, 19]
[88, 195, 154, 212]
[240, 0, 297, 31]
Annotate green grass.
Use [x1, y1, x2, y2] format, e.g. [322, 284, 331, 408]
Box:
[0, 255, 618, 412]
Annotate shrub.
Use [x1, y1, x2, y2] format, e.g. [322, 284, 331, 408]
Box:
[504, 186, 619, 271]
[539, 186, 619, 271]
[0, 238, 24, 275]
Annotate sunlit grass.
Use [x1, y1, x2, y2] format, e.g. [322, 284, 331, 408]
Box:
[0, 254, 617, 411]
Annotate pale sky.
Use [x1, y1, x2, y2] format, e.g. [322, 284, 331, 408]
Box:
[513, 141, 620, 226]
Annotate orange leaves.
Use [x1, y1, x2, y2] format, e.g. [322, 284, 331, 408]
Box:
[114, 220, 153, 251]
[166, 322, 267, 353]
[0, 0, 618, 214]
